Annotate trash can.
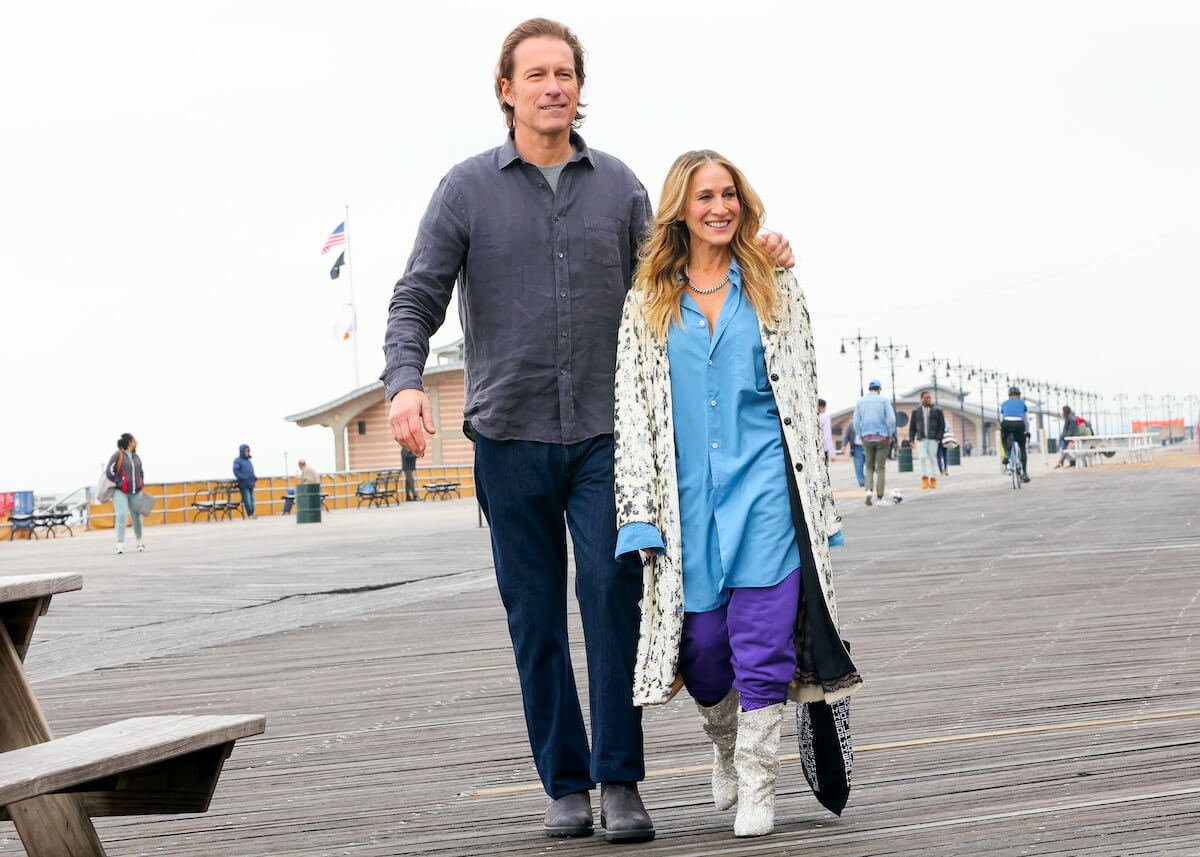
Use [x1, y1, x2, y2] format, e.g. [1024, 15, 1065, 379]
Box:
[898, 446, 913, 473]
[295, 483, 321, 525]
[947, 446, 962, 466]
[1047, 438, 1058, 453]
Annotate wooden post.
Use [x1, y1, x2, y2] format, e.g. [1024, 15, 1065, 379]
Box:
[0, 622, 107, 856]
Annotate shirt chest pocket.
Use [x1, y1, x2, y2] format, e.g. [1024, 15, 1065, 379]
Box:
[583, 215, 622, 268]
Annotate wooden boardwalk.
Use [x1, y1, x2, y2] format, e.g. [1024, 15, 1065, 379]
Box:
[2, 452, 1198, 855]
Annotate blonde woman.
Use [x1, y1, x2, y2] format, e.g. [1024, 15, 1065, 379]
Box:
[614, 151, 862, 837]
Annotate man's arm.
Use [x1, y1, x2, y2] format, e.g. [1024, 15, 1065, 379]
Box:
[383, 175, 469, 455]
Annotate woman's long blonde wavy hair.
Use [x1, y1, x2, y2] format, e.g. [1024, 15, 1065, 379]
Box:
[635, 150, 778, 340]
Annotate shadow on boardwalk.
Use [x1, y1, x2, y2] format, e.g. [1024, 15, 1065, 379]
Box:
[3, 452, 1199, 856]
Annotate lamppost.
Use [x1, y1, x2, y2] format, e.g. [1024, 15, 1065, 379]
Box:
[1162, 394, 1176, 443]
[1139, 393, 1154, 431]
[1184, 394, 1200, 441]
[876, 339, 909, 415]
[946, 358, 970, 410]
[969, 366, 996, 454]
[1114, 392, 1128, 434]
[916, 354, 947, 405]
[840, 329, 879, 397]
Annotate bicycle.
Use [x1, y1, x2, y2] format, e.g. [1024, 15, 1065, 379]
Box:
[1007, 435, 1022, 490]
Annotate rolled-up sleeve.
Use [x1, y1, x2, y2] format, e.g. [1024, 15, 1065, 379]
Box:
[615, 522, 665, 559]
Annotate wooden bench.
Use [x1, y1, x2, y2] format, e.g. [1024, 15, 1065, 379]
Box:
[1060, 433, 1158, 467]
[422, 481, 462, 501]
[0, 573, 266, 855]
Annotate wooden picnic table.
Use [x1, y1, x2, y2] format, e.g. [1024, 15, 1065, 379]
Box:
[0, 573, 265, 856]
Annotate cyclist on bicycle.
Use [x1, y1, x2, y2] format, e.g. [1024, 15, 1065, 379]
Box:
[1000, 386, 1031, 483]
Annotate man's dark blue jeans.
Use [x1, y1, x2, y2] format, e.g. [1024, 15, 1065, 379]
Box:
[474, 432, 644, 799]
[239, 485, 256, 518]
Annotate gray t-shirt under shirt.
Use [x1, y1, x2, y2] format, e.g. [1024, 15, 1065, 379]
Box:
[536, 160, 569, 193]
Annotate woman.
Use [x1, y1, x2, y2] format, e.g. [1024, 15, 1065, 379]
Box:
[614, 151, 861, 837]
[105, 433, 145, 554]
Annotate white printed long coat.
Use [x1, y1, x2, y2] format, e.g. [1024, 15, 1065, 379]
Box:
[614, 269, 863, 707]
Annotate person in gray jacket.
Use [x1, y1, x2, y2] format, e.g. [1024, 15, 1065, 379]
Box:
[105, 433, 145, 554]
[852, 380, 896, 505]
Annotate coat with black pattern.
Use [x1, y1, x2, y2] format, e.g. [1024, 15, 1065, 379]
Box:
[614, 269, 861, 707]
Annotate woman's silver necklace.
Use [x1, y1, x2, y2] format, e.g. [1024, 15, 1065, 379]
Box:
[683, 264, 731, 295]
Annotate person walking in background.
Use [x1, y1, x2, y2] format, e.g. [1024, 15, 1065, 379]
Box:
[380, 18, 793, 843]
[402, 447, 420, 501]
[233, 444, 257, 519]
[614, 149, 858, 838]
[105, 433, 145, 554]
[907, 390, 946, 490]
[281, 458, 321, 514]
[818, 399, 835, 464]
[853, 379, 896, 506]
[842, 420, 866, 488]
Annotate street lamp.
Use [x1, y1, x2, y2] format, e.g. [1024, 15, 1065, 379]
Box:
[916, 354, 946, 405]
[1162, 394, 1176, 443]
[1114, 393, 1128, 434]
[840, 329, 879, 397]
[969, 366, 996, 454]
[876, 338, 909, 414]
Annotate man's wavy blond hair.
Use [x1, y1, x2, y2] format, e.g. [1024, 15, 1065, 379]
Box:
[634, 150, 778, 340]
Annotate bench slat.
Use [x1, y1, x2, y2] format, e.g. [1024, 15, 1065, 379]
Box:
[0, 574, 83, 607]
[0, 714, 265, 809]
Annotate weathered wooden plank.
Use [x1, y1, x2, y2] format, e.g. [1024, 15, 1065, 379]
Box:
[0, 716, 265, 807]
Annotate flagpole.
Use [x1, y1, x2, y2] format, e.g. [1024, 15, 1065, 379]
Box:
[344, 203, 360, 387]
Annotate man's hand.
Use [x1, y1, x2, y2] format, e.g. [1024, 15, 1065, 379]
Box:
[758, 231, 795, 270]
[388, 389, 436, 456]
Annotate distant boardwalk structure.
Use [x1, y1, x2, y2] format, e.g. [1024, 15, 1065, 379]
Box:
[2, 450, 1198, 854]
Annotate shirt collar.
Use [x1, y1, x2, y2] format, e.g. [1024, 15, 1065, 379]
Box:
[680, 256, 742, 314]
[498, 130, 594, 170]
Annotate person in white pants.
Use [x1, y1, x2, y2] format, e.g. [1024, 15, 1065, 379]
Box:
[907, 391, 946, 489]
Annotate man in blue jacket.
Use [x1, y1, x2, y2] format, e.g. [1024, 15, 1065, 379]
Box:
[233, 444, 257, 519]
[852, 380, 896, 506]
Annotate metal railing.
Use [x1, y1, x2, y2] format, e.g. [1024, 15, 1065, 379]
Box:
[5, 466, 476, 534]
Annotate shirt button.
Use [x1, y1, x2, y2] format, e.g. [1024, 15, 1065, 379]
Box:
[558, 251, 565, 258]
[783, 417, 792, 425]
[711, 400, 717, 407]
[538, 182, 546, 188]
[707, 359, 713, 366]
[561, 331, 568, 337]
[560, 369, 567, 375]
[794, 462, 803, 471]
[770, 373, 779, 382]
[712, 442, 719, 449]
[560, 291, 567, 298]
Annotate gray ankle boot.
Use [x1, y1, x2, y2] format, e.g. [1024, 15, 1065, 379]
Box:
[696, 690, 739, 810]
[733, 703, 784, 837]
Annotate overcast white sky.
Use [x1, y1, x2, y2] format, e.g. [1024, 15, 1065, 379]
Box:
[4, 1, 1198, 493]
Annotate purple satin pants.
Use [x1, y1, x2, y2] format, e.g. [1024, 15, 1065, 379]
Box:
[679, 568, 801, 711]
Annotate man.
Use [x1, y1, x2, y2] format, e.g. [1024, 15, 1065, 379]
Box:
[852, 380, 896, 506]
[907, 390, 947, 489]
[381, 17, 794, 843]
[818, 398, 834, 463]
[1055, 405, 1081, 469]
[282, 459, 321, 514]
[401, 447, 419, 501]
[1000, 387, 1031, 482]
[232, 444, 257, 519]
[842, 419, 866, 488]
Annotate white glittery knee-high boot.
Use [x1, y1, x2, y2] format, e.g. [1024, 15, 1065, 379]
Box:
[695, 690, 739, 810]
[732, 703, 783, 837]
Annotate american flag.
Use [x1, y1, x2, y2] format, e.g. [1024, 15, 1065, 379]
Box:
[321, 222, 346, 255]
